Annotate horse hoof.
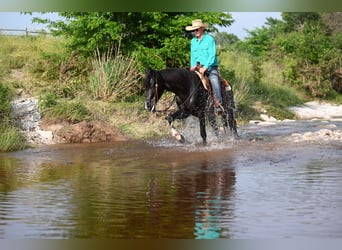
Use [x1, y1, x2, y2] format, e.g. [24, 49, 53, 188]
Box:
[179, 135, 185, 143]
[175, 133, 185, 143]
[233, 133, 240, 139]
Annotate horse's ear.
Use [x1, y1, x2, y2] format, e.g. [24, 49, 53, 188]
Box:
[145, 68, 152, 74]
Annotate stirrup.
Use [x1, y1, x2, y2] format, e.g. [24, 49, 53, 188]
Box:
[216, 107, 223, 114]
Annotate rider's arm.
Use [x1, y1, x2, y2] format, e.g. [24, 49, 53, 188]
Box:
[202, 35, 217, 70]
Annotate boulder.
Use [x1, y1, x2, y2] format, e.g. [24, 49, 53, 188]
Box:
[56, 121, 127, 143]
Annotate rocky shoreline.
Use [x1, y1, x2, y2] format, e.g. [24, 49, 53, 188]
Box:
[11, 97, 54, 145]
[11, 97, 342, 146]
[249, 101, 342, 142]
[11, 97, 127, 145]
[288, 101, 342, 142]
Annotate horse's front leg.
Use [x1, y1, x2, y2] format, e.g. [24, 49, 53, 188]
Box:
[166, 110, 188, 143]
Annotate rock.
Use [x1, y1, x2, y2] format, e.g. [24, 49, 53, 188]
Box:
[260, 114, 277, 122]
[289, 101, 342, 120]
[11, 96, 127, 145]
[289, 128, 342, 142]
[11, 97, 55, 145]
[56, 121, 127, 143]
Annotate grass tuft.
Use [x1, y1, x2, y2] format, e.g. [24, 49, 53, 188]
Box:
[89, 46, 143, 101]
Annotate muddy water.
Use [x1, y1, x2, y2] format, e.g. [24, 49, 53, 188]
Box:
[0, 120, 342, 239]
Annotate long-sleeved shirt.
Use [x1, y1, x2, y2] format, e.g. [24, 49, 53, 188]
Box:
[190, 33, 218, 70]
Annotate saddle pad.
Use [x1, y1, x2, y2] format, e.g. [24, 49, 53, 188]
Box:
[195, 71, 210, 90]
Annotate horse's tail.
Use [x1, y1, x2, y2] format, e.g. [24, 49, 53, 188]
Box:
[219, 77, 234, 108]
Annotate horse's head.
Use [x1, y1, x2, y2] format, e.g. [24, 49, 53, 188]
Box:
[144, 68, 161, 112]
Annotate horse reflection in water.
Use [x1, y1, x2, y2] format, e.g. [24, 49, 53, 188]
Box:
[144, 68, 238, 144]
[145, 158, 236, 239]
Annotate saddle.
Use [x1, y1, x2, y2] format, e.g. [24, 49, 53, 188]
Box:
[195, 71, 231, 91]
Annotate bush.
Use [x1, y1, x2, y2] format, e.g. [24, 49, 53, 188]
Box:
[40, 96, 92, 123]
[0, 83, 13, 121]
[88, 47, 143, 101]
[0, 83, 27, 152]
[0, 126, 27, 152]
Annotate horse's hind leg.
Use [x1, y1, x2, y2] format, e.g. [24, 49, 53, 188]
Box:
[221, 113, 229, 133]
[207, 107, 219, 137]
[197, 114, 207, 145]
[227, 108, 238, 137]
[223, 88, 239, 137]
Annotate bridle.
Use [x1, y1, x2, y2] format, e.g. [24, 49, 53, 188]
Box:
[147, 72, 172, 113]
[147, 70, 207, 113]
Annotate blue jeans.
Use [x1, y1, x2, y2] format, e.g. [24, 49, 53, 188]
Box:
[208, 68, 222, 104]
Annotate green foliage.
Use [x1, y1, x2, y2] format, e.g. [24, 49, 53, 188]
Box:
[0, 83, 27, 152]
[39, 92, 59, 110]
[88, 47, 142, 101]
[251, 80, 303, 108]
[29, 50, 64, 81]
[237, 12, 342, 98]
[0, 83, 13, 121]
[219, 49, 254, 83]
[133, 45, 166, 71]
[0, 126, 27, 152]
[39, 96, 91, 123]
[219, 45, 303, 121]
[281, 12, 321, 32]
[35, 12, 233, 68]
[276, 24, 341, 97]
[215, 32, 239, 50]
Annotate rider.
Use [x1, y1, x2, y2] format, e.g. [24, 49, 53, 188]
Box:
[186, 19, 223, 113]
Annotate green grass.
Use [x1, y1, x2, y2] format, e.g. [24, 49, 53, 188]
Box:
[89, 47, 143, 101]
[2, 34, 338, 151]
[0, 82, 27, 152]
[219, 49, 305, 121]
[39, 96, 92, 123]
[0, 126, 27, 152]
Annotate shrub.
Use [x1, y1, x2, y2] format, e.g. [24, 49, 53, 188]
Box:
[88, 46, 142, 102]
[40, 96, 91, 123]
[0, 83, 13, 121]
[0, 126, 27, 152]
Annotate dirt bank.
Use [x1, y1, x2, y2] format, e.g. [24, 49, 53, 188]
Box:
[11, 96, 127, 145]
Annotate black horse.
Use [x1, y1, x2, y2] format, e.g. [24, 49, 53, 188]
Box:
[144, 68, 238, 144]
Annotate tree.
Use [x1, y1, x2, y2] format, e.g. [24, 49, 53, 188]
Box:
[34, 12, 233, 69]
[215, 32, 239, 48]
[275, 13, 342, 96]
[233, 12, 341, 96]
[321, 12, 342, 34]
[281, 12, 321, 32]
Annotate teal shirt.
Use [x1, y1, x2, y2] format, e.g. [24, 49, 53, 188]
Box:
[190, 33, 218, 70]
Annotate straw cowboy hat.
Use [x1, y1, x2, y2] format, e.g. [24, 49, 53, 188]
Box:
[185, 19, 209, 31]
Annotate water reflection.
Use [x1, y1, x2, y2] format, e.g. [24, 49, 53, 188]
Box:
[194, 161, 235, 239]
[0, 142, 237, 238]
[0, 138, 342, 238]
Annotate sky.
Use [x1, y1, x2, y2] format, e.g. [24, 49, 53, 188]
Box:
[0, 12, 282, 39]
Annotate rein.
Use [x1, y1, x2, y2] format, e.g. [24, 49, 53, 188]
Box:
[151, 71, 199, 113]
[152, 72, 176, 113]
